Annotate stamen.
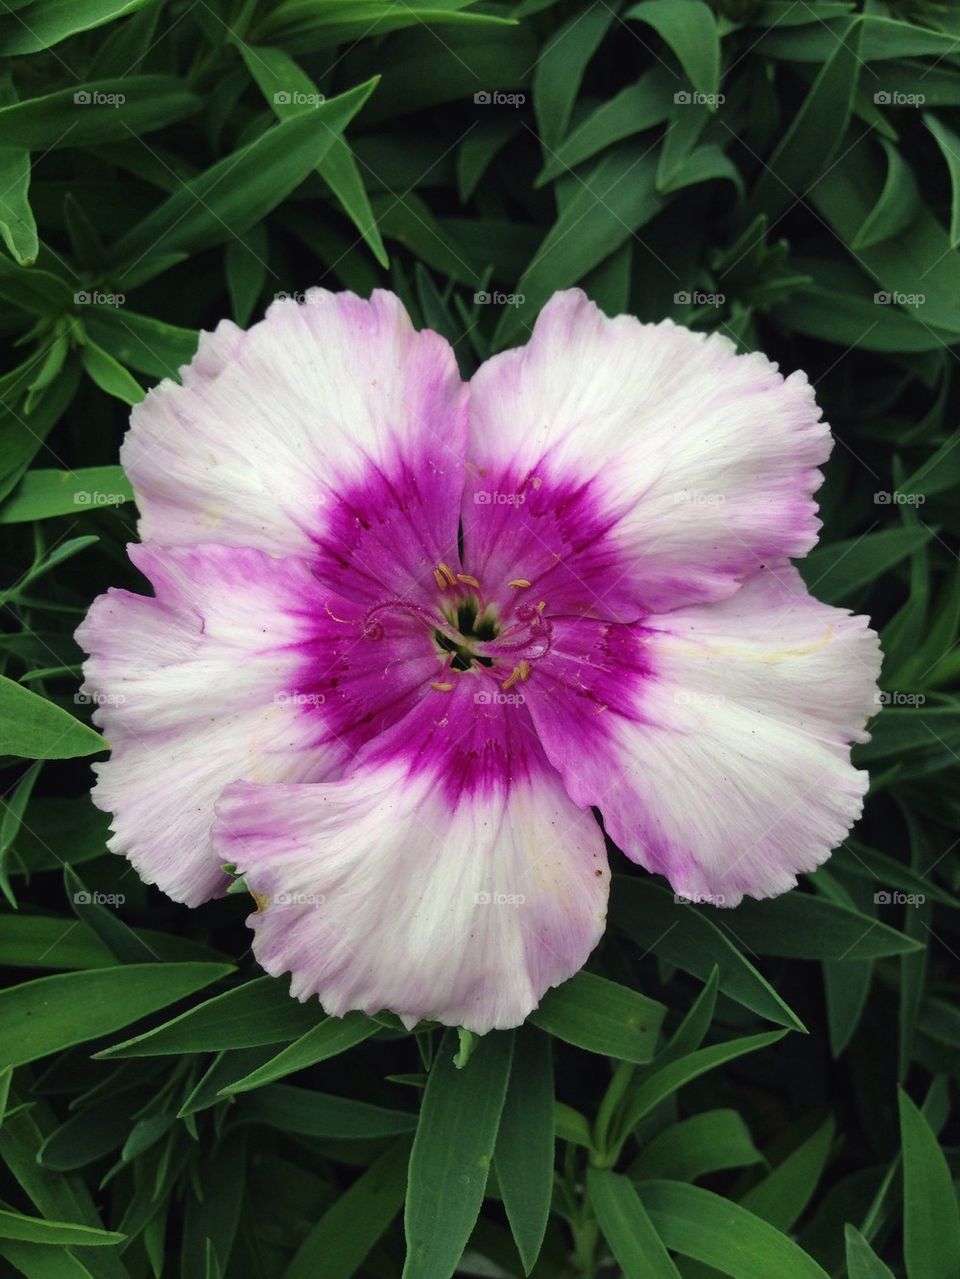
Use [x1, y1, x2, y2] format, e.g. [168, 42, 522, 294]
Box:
[437, 562, 457, 586]
[501, 666, 522, 691]
[457, 573, 481, 587]
[433, 567, 448, 591]
[518, 660, 531, 682]
[431, 681, 454, 692]
[508, 578, 531, 589]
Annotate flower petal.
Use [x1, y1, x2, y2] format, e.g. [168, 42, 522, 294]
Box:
[523, 565, 880, 905]
[215, 681, 609, 1031]
[122, 289, 468, 603]
[76, 543, 438, 904]
[463, 289, 830, 618]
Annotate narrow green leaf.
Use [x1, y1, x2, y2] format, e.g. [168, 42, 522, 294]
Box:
[95, 975, 323, 1057]
[899, 1087, 960, 1279]
[494, 1028, 554, 1274]
[529, 971, 665, 1063]
[589, 1169, 681, 1278]
[286, 1139, 411, 1279]
[0, 148, 37, 264]
[219, 1011, 380, 1094]
[639, 1181, 831, 1278]
[403, 1030, 514, 1279]
[0, 964, 233, 1068]
[626, 1, 720, 101]
[0, 676, 104, 759]
[0, 467, 131, 522]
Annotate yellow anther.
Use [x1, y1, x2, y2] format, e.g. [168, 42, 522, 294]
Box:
[437, 562, 457, 586]
[431, 681, 454, 692]
[433, 567, 448, 590]
[502, 666, 522, 691]
[508, 578, 531, 589]
[518, 660, 531, 682]
[457, 573, 480, 587]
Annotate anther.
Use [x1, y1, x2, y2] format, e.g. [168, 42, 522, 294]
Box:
[437, 562, 457, 586]
[502, 666, 522, 691]
[433, 568, 448, 590]
[518, 660, 531, 682]
[508, 578, 531, 589]
[431, 681, 454, 692]
[457, 573, 480, 587]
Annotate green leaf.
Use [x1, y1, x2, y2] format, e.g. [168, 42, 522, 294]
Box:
[0, 676, 104, 759]
[115, 78, 379, 264]
[611, 879, 805, 1031]
[529, 971, 665, 1063]
[0, 467, 132, 522]
[639, 1181, 831, 1278]
[80, 339, 144, 404]
[745, 17, 863, 223]
[238, 44, 388, 268]
[403, 1029, 514, 1279]
[0, 148, 37, 265]
[0, 963, 233, 1068]
[219, 1011, 380, 1095]
[899, 1087, 960, 1279]
[588, 1169, 682, 1278]
[614, 1031, 787, 1154]
[533, 1, 618, 151]
[845, 1225, 896, 1279]
[719, 894, 921, 960]
[0, 1, 159, 55]
[0, 1209, 123, 1247]
[235, 1085, 417, 1141]
[0, 78, 199, 148]
[94, 975, 324, 1057]
[925, 114, 960, 248]
[494, 1028, 554, 1274]
[626, 1, 720, 101]
[285, 1139, 411, 1279]
[739, 1118, 834, 1231]
[851, 139, 920, 251]
[631, 1110, 763, 1181]
[800, 527, 933, 603]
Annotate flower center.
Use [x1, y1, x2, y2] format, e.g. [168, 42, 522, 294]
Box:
[434, 597, 499, 671]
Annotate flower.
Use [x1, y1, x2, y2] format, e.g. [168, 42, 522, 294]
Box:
[76, 288, 880, 1032]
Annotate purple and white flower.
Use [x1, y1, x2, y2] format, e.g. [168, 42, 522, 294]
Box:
[77, 288, 880, 1032]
